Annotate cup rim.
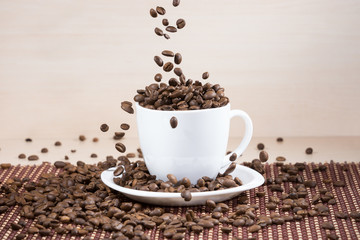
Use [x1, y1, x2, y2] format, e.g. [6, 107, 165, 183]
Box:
[135, 102, 230, 114]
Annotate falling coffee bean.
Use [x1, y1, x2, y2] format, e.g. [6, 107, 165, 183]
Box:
[25, 138, 32, 142]
[162, 18, 169, 26]
[154, 73, 162, 82]
[114, 166, 124, 176]
[229, 153, 237, 161]
[306, 147, 313, 154]
[154, 56, 164, 67]
[154, 27, 164, 36]
[277, 137, 283, 142]
[276, 156, 286, 162]
[202, 72, 209, 80]
[28, 155, 39, 161]
[259, 151, 269, 162]
[54, 141, 62, 146]
[174, 53, 182, 64]
[41, 148, 48, 153]
[163, 62, 174, 72]
[162, 50, 174, 57]
[18, 153, 26, 159]
[223, 163, 237, 175]
[115, 143, 126, 153]
[121, 101, 134, 114]
[100, 123, 109, 132]
[170, 117, 178, 128]
[176, 19, 186, 29]
[156, 6, 166, 15]
[79, 135, 86, 141]
[164, 34, 170, 39]
[173, 0, 180, 7]
[166, 26, 177, 33]
[174, 68, 183, 76]
[150, 8, 157, 18]
[121, 123, 130, 130]
[257, 143, 265, 150]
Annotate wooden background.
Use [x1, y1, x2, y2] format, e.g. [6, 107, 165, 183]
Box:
[0, 0, 360, 139]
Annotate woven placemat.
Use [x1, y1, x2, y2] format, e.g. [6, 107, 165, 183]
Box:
[0, 161, 359, 240]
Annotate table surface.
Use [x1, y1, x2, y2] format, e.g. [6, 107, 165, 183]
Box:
[0, 136, 359, 166]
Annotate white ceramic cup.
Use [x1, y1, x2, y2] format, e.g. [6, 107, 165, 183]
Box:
[135, 103, 253, 183]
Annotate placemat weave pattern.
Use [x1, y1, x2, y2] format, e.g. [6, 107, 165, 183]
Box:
[0, 161, 359, 240]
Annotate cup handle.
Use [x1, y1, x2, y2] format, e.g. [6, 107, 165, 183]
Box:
[222, 109, 253, 167]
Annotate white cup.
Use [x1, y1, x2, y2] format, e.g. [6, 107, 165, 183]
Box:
[136, 103, 253, 183]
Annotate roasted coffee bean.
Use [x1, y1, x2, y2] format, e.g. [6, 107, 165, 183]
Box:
[259, 151, 268, 162]
[256, 191, 265, 197]
[174, 53, 182, 64]
[321, 221, 335, 230]
[229, 153, 237, 162]
[276, 156, 286, 161]
[276, 137, 283, 142]
[166, 26, 177, 33]
[79, 135, 86, 141]
[174, 68, 182, 76]
[257, 143, 265, 150]
[327, 233, 339, 240]
[350, 211, 360, 219]
[154, 27, 164, 36]
[202, 72, 209, 80]
[333, 180, 345, 187]
[25, 138, 32, 142]
[126, 153, 136, 158]
[100, 123, 109, 132]
[304, 180, 317, 188]
[90, 153, 97, 158]
[120, 123, 130, 130]
[335, 211, 348, 219]
[150, 8, 157, 18]
[121, 101, 134, 114]
[176, 19, 186, 29]
[114, 166, 124, 176]
[248, 224, 261, 233]
[0, 163, 11, 169]
[15, 234, 26, 240]
[163, 62, 174, 72]
[162, 19, 169, 26]
[173, 0, 180, 7]
[221, 226, 232, 233]
[170, 117, 178, 128]
[156, 6, 166, 15]
[54, 141, 61, 146]
[223, 163, 237, 175]
[162, 50, 174, 57]
[181, 190, 192, 201]
[40, 147, 48, 153]
[28, 227, 39, 234]
[18, 153, 26, 159]
[305, 147, 313, 154]
[115, 143, 126, 153]
[28, 155, 39, 161]
[167, 174, 178, 185]
[164, 34, 170, 40]
[11, 223, 22, 230]
[54, 161, 66, 168]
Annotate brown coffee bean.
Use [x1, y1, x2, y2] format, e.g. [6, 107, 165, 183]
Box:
[174, 68, 183, 76]
[153, 73, 162, 83]
[18, 153, 26, 159]
[54, 161, 66, 168]
[121, 101, 134, 114]
[0, 163, 11, 169]
[203, 90, 216, 100]
[202, 72, 209, 80]
[54, 141, 62, 146]
[79, 135, 86, 141]
[114, 166, 124, 176]
[223, 163, 237, 175]
[335, 211, 348, 219]
[28, 155, 39, 161]
[11, 223, 22, 230]
[327, 233, 339, 240]
[276, 156, 286, 161]
[15, 234, 26, 240]
[163, 62, 174, 72]
[333, 180, 345, 187]
[154, 27, 164, 36]
[90, 153, 97, 158]
[156, 6, 166, 15]
[174, 53, 182, 65]
[259, 151, 268, 162]
[173, 0, 180, 7]
[229, 153, 237, 162]
[39, 229, 51, 236]
[249, 224, 261, 233]
[126, 153, 136, 158]
[350, 211, 360, 219]
[305, 147, 313, 154]
[256, 192, 265, 197]
[166, 26, 177, 33]
[150, 8, 157, 18]
[100, 123, 109, 132]
[25, 138, 32, 142]
[64, 155, 69, 160]
[162, 19, 169, 26]
[191, 225, 203, 233]
[170, 117, 178, 128]
[321, 221, 335, 230]
[0, 206, 8, 214]
[176, 19, 186, 29]
[115, 143, 126, 153]
[276, 137, 283, 142]
[28, 227, 39, 234]
[164, 34, 170, 39]
[221, 226, 232, 233]
[198, 220, 214, 228]
[121, 123, 130, 130]
[167, 174, 178, 185]
[257, 143, 265, 150]
[304, 180, 317, 188]
[162, 50, 174, 57]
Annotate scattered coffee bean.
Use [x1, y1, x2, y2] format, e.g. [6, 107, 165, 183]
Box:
[154, 27, 164, 36]
[164, 34, 170, 39]
[28, 155, 39, 161]
[162, 50, 174, 57]
[54, 141, 61, 146]
[15, 234, 26, 240]
[321, 221, 335, 230]
[257, 143, 265, 150]
[327, 233, 339, 240]
[115, 143, 126, 153]
[126, 153, 136, 158]
[0, 163, 11, 169]
[156, 6, 166, 15]
[154, 56, 163, 67]
[163, 62, 174, 72]
[64, 155, 69, 160]
[54, 161, 66, 168]
[25, 138, 32, 142]
[223, 163, 237, 175]
[90, 153, 97, 158]
[154, 73, 162, 82]
[70, 149, 76, 153]
[162, 19, 169, 26]
[276, 137, 283, 142]
[100, 123, 109, 132]
[120, 123, 130, 130]
[306, 147, 313, 154]
[249, 224, 261, 233]
[229, 153, 237, 161]
[202, 72, 209, 80]
[150, 8, 157, 18]
[121, 101, 134, 114]
[93, 137, 99, 142]
[276, 156, 286, 161]
[174, 53, 182, 64]
[176, 19, 186, 29]
[181, 190, 192, 201]
[335, 211, 348, 219]
[18, 153, 26, 159]
[259, 151, 268, 162]
[114, 132, 125, 140]
[41, 148, 48, 153]
[173, 0, 180, 7]
[114, 166, 124, 176]
[166, 26, 177, 33]
[256, 192, 265, 197]
[174, 67, 183, 76]
[333, 180, 345, 187]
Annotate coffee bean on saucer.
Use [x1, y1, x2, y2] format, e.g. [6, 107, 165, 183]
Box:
[176, 19, 186, 29]
[156, 6, 166, 15]
[305, 147, 313, 154]
[223, 163, 237, 175]
[229, 153, 237, 162]
[121, 123, 130, 130]
[163, 62, 174, 72]
[257, 143, 264, 150]
[154, 28, 164, 36]
[154, 56, 164, 67]
[202, 72, 209, 80]
[162, 19, 169, 26]
[150, 8, 157, 18]
[259, 151, 268, 162]
[115, 143, 126, 153]
[18, 153, 26, 159]
[162, 50, 174, 57]
[181, 190, 192, 201]
[173, 0, 180, 7]
[166, 26, 177, 33]
[174, 53, 182, 64]
[121, 101, 134, 114]
[100, 123, 109, 132]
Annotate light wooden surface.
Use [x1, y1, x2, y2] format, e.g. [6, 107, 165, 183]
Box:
[0, 0, 360, 139]
[0, 137, 359, 165]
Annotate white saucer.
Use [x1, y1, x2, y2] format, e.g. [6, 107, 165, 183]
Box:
[101, 165, 264, 206]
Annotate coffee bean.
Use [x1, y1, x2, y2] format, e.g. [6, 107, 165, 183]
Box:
[276, 137, 283, 142]
[174, 68, 183, 76]
[170, 117, 178, 128]
[54, 141, 61, 146]
[335, 211, 348, 219]
[333, 180, 345, 187]
[120, 123, 130, 130]
[305, 147, 313, 154]
[162, 50, 174, 57]
[0, 163, 11, 169]
[90, 153, 97, 158]
[28, 155, 39, 161]
[150, 8, 157, 18]
[11, 223, 22, 230]
[126, 153, 135, 158]
[256, 192, 265, 197]
[167, 174, 178, 185]
[15, 234, 26, 240]
[249, 224, 261, 233]
[173, 0, 180, 7]
[18, 153, 26, 159]
[164, 34, 170, 39]
[162, 19, 169, 26]
[276, 156, 286, 161]
[221, 226, 232, 233]
[327, 233, 339, 240]
[174, 53, 182, 64]
[229, 153, 237, 162]
[64, 155, 69, 160]
[115, 143, 126, 153]
[304, 180, 317, 188]
[92, 137, 98, 142]
[350, 211, 360, 219]
[166, 26, 177, 33]
[156, 6, 166, 15]
[259, 151, 268, 162]
[54, 161, 66, 168]
[114, 166, 124, 176]
[321, 221, 335, 230]
[154, 27, 164, 36]
[176, 19, 186, 29]
[28, 227, 39, 234]
[40, 148, 48, 153]
[202, 72, 209, 80]
[257, 143, 265, 150]
[121, 101, 134, 114]
[100, 123, 109, 132]
[163, 62, 174, 72]
[25, 138, 32, 142]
